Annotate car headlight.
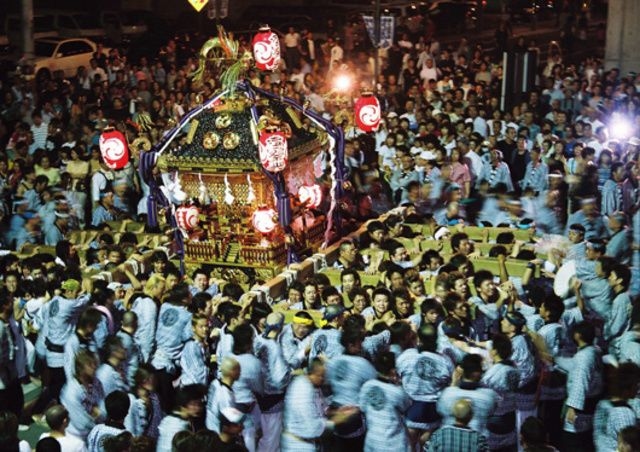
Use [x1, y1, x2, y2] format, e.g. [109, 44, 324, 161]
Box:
[19, 64, 35, 75]
[17, 65, 35, 80]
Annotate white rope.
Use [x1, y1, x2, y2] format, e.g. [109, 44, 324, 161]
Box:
[321, 132, 338, 249]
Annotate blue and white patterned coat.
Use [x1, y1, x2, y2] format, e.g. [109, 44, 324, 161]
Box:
[44, 294, 90, 368]
[359, 379, 412, 452]
[438, 383, 498, 438]
[150, 303, 192, 373]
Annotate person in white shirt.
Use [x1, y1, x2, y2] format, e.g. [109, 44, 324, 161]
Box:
[255, 313, 291, 452]
[378, 134, 398, 172]
[462, 138, 485, 184]
[284, 27, 301, 71]
[39, 404, 87, 452]
[206, 357, 240, 433]
[468, 105, 488, 138]
[30, 111, 48, 151]
[420, 57, 441, 85]
[87, 59, 107, 83]
[329, 38, 344, 68]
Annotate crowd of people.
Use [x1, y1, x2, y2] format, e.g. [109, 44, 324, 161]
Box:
[0, 5, 639, 452]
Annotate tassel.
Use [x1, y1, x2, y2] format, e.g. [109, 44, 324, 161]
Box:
[224, 173, 235, 205]
[246, 174, 256, 204]
[198, 173, 211, 205]
[172, 172, 187, 204]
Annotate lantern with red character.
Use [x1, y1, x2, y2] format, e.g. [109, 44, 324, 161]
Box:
[354, 92, 381, 133]
[252, 26, 281, 71]
[175, 205, 200, 231]
[252, 207, 278, 234]
[298, 184, 323, 209]
[99, 129, 130, 169]
[258, 131, 288, 173]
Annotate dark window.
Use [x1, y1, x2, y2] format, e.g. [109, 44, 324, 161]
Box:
[34, 41, 57, 57]
[58, 16, 76, 29]
[34, 15, 55, 32]
[58, 40, 93, 57]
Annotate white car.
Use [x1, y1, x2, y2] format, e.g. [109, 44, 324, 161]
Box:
[19, 37, 105, 81]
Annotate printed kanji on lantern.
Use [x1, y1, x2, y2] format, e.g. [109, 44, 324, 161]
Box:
[176, 205, 200, 231]
[298, 184, 323, 208]
[99, 129, 129, 169]
[354, 94, 381, 133]
[252, 207, 278, 234]
[258, 131, 288, 173]
[252, 26, 281, 71]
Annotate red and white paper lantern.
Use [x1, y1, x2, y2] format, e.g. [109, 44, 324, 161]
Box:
[298, 184, 323, 208]
[99, 129, 129, 169]
[354, 94, 381, 133]
[175, 205, 200, 231]
[252, 26, 281, 71]
[252, 207, 277, 234]
[258, 131, 288, 173]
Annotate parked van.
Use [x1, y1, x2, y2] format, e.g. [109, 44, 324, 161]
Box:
[5, 13, 58, 49]
[48, 11, 105, 40]
[101, 10, 149, 44]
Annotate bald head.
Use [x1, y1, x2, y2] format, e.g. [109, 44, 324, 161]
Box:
[452, 398, 473, 424]
[45, 404, 69, 431]
[220, 357, 240, 381]
[266, 312, 284, 328]
[121, 311, 138, 328]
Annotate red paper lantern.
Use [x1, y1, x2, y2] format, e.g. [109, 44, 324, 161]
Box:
[354, 94, 381, 133]
[99, 129, 129, 170]
[258, 131, 288, 173]
[252, 26, 281, 71]
[298, 184, 323, 208]
[252, 207, 277, 234]
[176, 206, 200, 231]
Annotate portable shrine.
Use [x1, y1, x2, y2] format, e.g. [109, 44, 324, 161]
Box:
[139, 26, 348, 282]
